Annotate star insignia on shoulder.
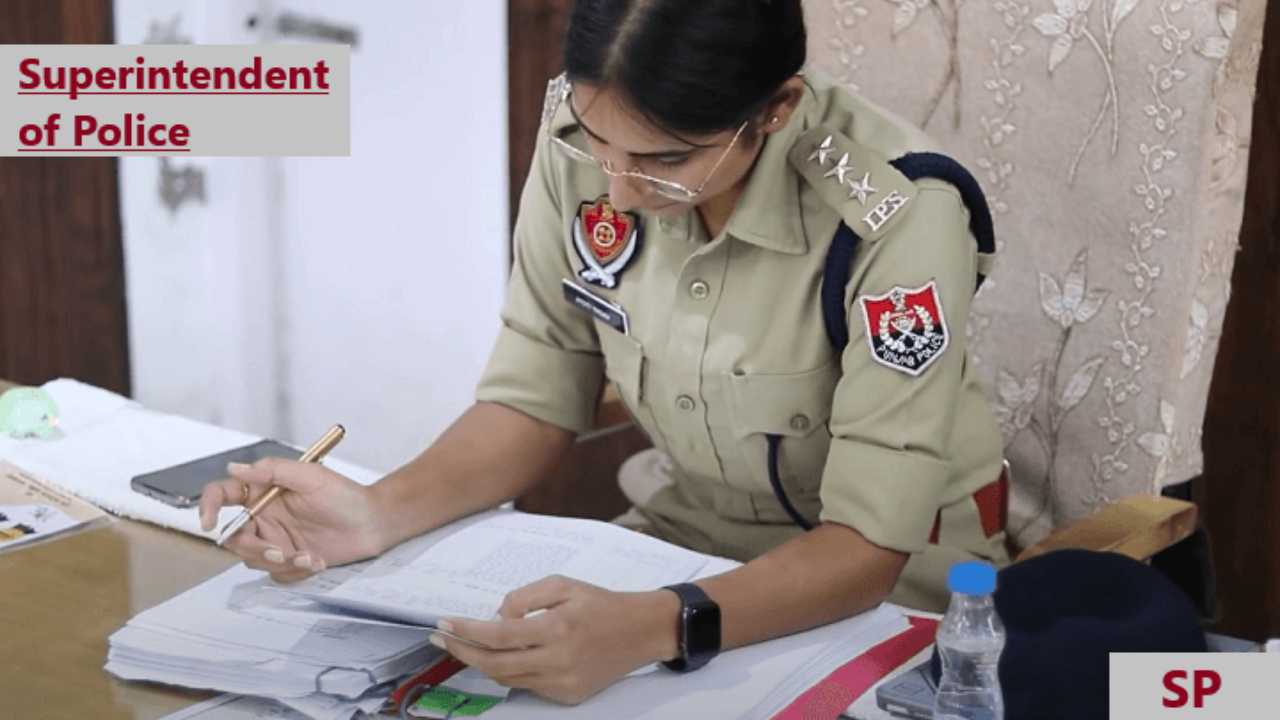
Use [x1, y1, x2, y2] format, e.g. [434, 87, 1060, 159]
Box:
[541, 73, 568, 128]
[807, 135, 835, 165]
[847, 172, 877, 206]
[823, 153, 854, 185]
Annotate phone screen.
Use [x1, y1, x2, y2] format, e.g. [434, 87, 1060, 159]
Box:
[130, 439, 302, 508]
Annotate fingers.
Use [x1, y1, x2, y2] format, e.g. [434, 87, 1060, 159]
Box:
[252, 515, 303, 559]
[256, 515, 325, 574]
[268, 566, 319, 584]
[439, 612, 560, 651]
[198, 477, 252, 531]
[224, 518, 287, 564]
[225, 459, 277, 488]
[487, 672, 540, 690]
[432, 633, 553, 680]
[221, 517, 320, 583]
[498, 575, 576, 620]
[229, 456, 325, 494]
[200, 456, 334, 531]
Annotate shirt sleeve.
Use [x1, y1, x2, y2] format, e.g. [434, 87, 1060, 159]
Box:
[474, 135, 604, 433]
[818, 181, 978, 553]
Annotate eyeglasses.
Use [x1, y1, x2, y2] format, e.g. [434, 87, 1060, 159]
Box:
[544, 80, 749, 203]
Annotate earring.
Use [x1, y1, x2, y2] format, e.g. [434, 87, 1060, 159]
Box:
[770, 116, 781, 125]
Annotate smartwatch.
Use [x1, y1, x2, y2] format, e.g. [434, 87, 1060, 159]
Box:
[661, 582, 721, 672]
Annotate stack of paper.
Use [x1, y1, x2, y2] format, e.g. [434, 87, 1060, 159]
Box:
[106, 563, 439, 720]
[161, 694, 320, 720]
[160, 692, 386, 720]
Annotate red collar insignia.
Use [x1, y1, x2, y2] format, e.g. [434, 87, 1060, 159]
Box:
[572, 195, 641, 289]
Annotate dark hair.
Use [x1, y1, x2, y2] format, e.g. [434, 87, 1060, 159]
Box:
[564, 0, 807, 140]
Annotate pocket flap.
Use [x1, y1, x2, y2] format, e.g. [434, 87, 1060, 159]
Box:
[598, 328, 645, 403]
[727, 362, 840, 438]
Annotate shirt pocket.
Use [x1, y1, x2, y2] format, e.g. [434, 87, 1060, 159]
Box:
[726, 361, 841, 503]
[597, 327, 647, 422]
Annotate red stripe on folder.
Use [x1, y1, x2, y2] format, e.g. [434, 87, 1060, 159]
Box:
[771, 616, 939, 720]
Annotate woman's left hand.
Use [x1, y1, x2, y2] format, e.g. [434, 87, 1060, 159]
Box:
[432, 575, 679, 705]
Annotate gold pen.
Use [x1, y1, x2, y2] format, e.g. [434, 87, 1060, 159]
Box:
[216, 424, 346, 547]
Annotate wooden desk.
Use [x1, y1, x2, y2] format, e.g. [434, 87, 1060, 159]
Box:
[0, 516, 237, 718]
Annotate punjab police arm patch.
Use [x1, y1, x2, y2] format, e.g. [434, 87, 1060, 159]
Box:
[572, 195, 641, 289]
[858, 280, 950, 376]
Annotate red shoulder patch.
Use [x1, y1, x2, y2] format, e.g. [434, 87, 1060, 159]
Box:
[859, 281, 950, 376]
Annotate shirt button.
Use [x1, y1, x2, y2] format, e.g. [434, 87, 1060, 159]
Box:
[790, 414, 811, 432]
[689, 280, 710, 300]
[676, 395, 696, 412]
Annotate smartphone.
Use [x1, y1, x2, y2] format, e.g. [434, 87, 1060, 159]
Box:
[875, 661, 936, 719]
[130, 439, 302, 508]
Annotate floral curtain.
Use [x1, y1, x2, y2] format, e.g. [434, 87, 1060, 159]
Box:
[804, 0, 1264, 546]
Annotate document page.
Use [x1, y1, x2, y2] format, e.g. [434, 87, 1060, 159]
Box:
[0, 460, 107, 552]
[296, 511, 714, 626]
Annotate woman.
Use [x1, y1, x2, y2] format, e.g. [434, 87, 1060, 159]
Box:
[200, 0, 1008, 705]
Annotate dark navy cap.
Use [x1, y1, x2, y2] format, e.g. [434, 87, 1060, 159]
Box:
[930, 549, 1207, 720]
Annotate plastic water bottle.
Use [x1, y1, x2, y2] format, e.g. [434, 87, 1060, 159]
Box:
[932, 561, 1005, 720]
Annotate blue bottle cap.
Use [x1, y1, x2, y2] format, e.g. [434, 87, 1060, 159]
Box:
[948, 561, 997, 595]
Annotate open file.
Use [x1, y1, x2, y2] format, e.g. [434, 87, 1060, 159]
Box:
[283, 510, 724, 628]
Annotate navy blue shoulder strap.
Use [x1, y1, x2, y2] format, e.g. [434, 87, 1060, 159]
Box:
[821, 223, 862, 354]
[893, 152, 996, 261]
[820, 152, 995, 355]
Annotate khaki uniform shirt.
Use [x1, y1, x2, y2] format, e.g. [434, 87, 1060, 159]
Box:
[477, 71, 1008, 610]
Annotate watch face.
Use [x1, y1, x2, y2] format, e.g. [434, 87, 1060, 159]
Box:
[685, 602, 722, 656]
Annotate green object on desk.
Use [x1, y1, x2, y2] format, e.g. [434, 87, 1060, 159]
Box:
[0, 387, 61, 439]
[412, 686, 505, 717]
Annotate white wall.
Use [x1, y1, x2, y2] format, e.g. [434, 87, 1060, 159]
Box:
[274, 1, 508, 470]
[115, 0, 284, 436]
[115, 1, 508, 472]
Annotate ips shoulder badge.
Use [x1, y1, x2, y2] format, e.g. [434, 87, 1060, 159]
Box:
[859, 281, 949, 376]
[572, 195, 641, 289]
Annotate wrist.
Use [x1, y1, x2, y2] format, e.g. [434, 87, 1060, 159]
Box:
[635, 589, 682, 664]
[363, 478, 406, 555]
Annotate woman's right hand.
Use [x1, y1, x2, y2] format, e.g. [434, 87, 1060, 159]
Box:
[198, 458, 387, 583]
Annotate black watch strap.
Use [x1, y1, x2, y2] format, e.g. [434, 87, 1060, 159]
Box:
[661, 582, 721, 673]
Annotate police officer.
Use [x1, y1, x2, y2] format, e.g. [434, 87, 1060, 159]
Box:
[199, 0, 1008, 705]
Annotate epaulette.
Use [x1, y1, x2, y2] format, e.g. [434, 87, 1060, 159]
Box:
[540, 72, 576, 135]
[796, 129, 1000, 354]
[788, 127, 918, 243]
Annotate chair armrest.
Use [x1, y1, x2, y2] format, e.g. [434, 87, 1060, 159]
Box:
[1014, 495, 1197, 563]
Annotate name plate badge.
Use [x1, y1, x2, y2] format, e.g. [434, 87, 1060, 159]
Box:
[562, 280, 630, 335]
